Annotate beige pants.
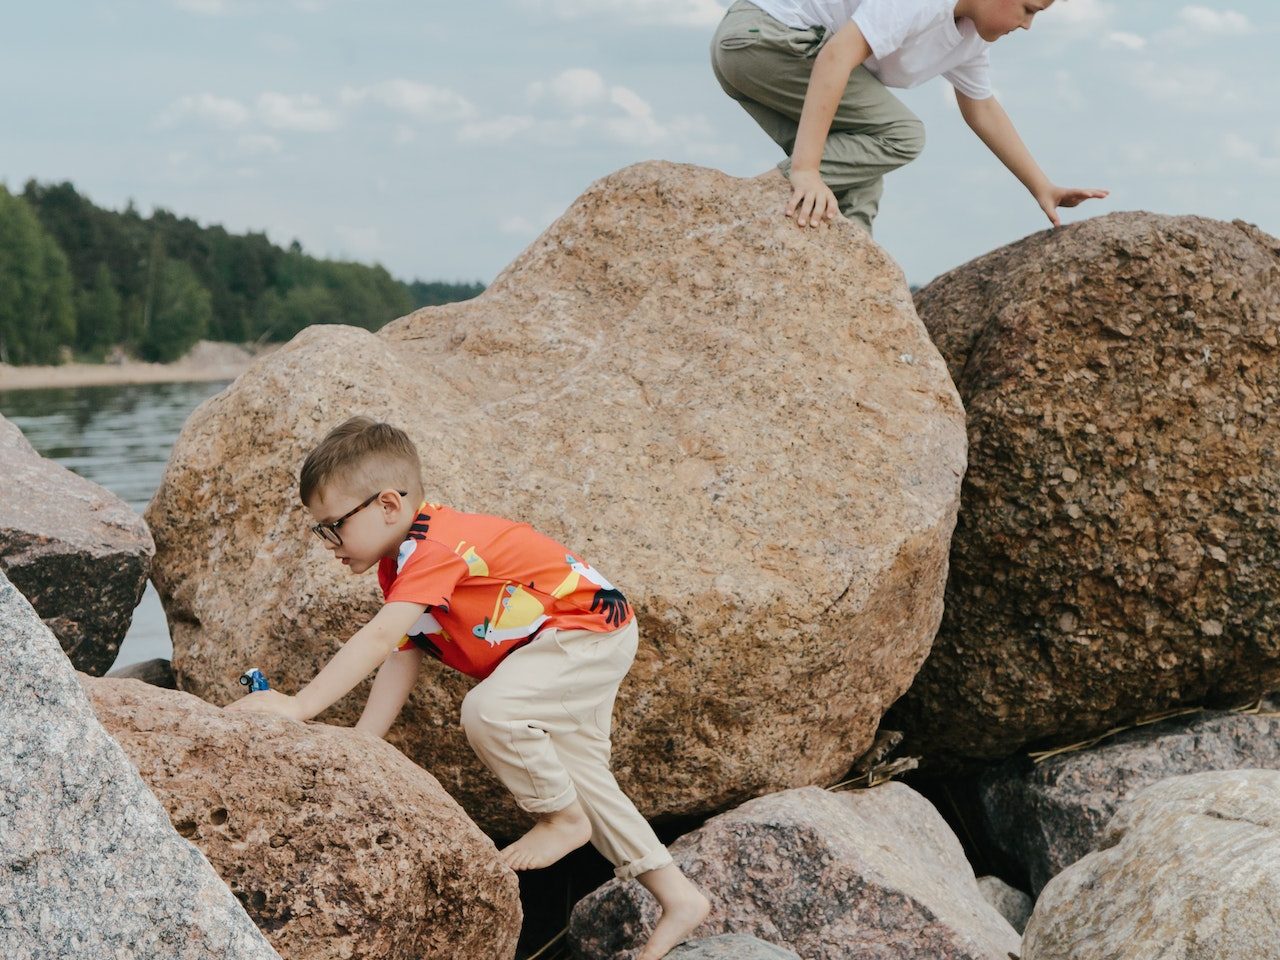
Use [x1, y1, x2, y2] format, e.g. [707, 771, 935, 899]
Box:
[459, 618, 673, 880]
[711, 0, 926, 233]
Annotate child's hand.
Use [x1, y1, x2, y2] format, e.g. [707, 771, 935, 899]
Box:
[224, 689, 307, 721]
[1034, 185, 1110, 228]
[785, 170, 841, 228]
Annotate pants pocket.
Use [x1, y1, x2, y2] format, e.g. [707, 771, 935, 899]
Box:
[715, 1, 764, 50]
[789, 25, 827, 58]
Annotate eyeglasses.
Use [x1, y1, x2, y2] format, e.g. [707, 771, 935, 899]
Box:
[310, 490, 407, 546]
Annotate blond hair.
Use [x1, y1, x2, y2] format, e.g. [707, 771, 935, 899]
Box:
[299, 416, 423, 506]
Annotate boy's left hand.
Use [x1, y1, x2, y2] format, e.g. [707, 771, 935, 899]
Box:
[1035, 185, 1110, 228]
[224, 689, 307, 721]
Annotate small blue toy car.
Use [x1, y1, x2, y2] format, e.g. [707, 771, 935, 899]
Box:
[238, 667, 270, 692]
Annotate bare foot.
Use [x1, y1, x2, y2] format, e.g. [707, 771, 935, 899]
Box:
[634, 865, 712, 960]
[498, 799, 592, 871]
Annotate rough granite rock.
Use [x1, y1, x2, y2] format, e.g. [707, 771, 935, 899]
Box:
[0, 413, 153, 675]
[0, 570, 279, 960]
[1022, 770, 1280, 960]
[568, 785, 1020, 960]
[106, 655, 177, 688]
[667, 935, 801, 959]
[975, 876, 1033, 936]
[980, 695, 1280, 893]
[84, 675, 522, 960]
[144, 160, 967, 834]
[889, 213, 1280, 765]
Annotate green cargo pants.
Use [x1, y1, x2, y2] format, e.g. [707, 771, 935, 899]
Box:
[710, 0, 925, 233]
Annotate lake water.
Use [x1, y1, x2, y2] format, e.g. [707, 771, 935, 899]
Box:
[0, 380, 231, 671]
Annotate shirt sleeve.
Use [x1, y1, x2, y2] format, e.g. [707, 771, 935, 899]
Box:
[944, 47, 993, 99]
[384, 539, 468, 609]
[851, 0, 934, 59]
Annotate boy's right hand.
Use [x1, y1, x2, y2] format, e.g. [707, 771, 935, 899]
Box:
[785, 170, 841, 228]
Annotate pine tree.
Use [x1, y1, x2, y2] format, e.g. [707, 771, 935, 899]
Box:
[0, 186, 76, 365]
[75, 262, 123, 357]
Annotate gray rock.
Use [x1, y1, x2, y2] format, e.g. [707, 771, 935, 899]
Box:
[105, 656, 177, 688]
[976, 876, 1033, 935]
[980, 697, 1280, 892]
[667, 934, 801, 959]
[569, 784, 1019, 960]
[0, 571, 279, 960]
[0, 414, 153, 675]
[1023, 770, 1280, 960]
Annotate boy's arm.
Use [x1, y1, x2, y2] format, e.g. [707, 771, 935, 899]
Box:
[787, 21, 873, 227]
[955, 91, 1109, 226]
[354, 645, 425, 738]
[225, 600, 428, 722]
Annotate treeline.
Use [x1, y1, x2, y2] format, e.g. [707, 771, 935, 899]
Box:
[0, 181, 484, 366]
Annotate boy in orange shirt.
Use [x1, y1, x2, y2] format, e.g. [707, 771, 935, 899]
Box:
[227, 416, 709, 960]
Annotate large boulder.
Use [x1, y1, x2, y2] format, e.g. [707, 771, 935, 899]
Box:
[84, 676, 521, 960]
[144, 161, 967, 833]
[1022, 770, 1280, 960]
[889, 213, 1280, 765]
[981, 696, 1280, 893]
[0, 570, 279, 960]
[0, 413, 153, 675]
[569, 785, 1021, 960]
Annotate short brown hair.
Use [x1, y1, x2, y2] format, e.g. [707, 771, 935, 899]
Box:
[299, 416, 423, 506]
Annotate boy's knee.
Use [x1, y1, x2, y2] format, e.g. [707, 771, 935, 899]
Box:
[459, 686, 493, 735]
[892, 118, 926, 162]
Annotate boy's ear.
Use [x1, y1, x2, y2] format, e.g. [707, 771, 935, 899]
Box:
[379, 488, 405, 518]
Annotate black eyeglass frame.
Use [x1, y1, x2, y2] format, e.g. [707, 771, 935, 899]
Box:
[311, 490, 408, 546]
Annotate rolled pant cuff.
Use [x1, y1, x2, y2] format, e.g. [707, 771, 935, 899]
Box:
[613, 847, 674, 881]
[516, 783, 578, 815]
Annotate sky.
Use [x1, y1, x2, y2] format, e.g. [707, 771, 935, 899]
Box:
[4, 1, 1278, 289]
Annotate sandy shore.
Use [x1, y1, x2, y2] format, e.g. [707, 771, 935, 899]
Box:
[0, 341, 276, 392]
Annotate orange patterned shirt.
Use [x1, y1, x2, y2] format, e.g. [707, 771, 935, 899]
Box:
[377, 502, 632, 679]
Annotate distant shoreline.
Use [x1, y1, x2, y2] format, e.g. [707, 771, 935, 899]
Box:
[0, 341, 275, 392]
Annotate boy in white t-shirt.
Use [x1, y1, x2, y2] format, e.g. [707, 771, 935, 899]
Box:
[711, 0, 1108, 233]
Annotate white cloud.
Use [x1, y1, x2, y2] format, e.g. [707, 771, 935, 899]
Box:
[457, 115, 537, 143]
[1117, 141, 1201, 178]
[160, 93, 250, 129]
[1105, 31, 1147, 51]
[1131, 62, 1245, 110]
[522, 69, 677, 146]
[1224, 133, 1280, 173]
[519, 0, 726, 28]
[340, 80, 474, 121]
[604, 86, 668, 144]
[1043, 0, 1110, 28]
[173, 0, 231, 13]
[256, 92, 340, 131]
[237, 132, 282, 155]
[528, 68, 609, 110]
[1179, 6, 1250, 35]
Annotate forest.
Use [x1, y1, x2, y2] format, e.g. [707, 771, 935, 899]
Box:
[0, 181, 483, 365]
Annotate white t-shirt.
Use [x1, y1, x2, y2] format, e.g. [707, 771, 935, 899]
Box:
[747, 0, 993, 99]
